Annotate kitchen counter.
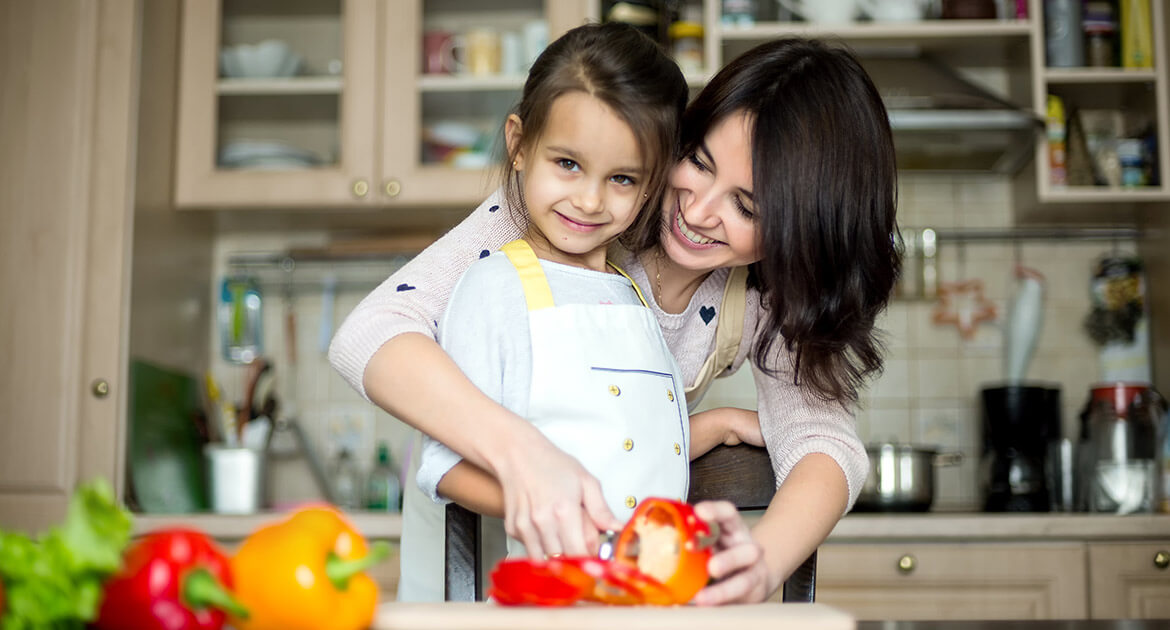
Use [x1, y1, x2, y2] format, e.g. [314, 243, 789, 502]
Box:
[133, 511, 1170, 541]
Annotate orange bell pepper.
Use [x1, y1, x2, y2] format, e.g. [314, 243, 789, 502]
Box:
[612, 497, 712, 604]
[229, 506, 389, 630]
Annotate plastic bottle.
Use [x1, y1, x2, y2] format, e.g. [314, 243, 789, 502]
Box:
[366, 442, 402, 512]
[1046, 95, 1068, 186]
[330, 447, 362, 510]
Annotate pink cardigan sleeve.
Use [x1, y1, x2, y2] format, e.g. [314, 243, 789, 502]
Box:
[328, 190, 524, 399]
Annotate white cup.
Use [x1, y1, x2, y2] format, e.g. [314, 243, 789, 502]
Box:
[858, 0, 929, 21]
[205, 445, 265, 514]
[778, 0, 860, 23]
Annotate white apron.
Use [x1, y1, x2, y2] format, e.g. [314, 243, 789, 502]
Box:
[500, 239, 690, 556]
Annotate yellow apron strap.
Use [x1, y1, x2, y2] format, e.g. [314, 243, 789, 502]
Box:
[684, 265, 749, 405]
[606, 260, 650, 308]
[501, 239, 555, 311]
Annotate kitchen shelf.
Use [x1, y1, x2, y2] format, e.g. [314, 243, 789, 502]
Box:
[417, 74, 527, 92]
[217, 76, 345, 95]
[1044, 67, 1159, 84]
[719, 18, 1033, 41]
[134, 511, 404, 540]
[1039, 187, 1168, 203]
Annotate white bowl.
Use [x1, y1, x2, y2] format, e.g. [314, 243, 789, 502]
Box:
[220, 39, 302, 78]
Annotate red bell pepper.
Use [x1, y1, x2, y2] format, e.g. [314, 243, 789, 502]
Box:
[94, 528, 248, 630]
[488, 497, 712, 607]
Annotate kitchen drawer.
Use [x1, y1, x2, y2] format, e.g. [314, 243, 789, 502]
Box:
[1087, 541, 1170, 619]
[815, 542, 1087, 620]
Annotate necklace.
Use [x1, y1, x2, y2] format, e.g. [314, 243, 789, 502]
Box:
[653, 248, 664, 307]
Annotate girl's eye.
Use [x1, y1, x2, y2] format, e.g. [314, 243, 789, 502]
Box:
[733, 196, 755, 220]
[686, 152, 709, 173]
[556, 158, 580, 172]
[610, 174, 636, 186]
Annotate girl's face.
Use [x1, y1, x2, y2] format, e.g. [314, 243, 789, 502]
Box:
[508, 91, 646, 271]
[661, 111, 761, 274]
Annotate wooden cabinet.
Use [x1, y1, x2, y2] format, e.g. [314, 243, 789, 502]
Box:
[1087, 541, 1170, 619]
[0, 0, 140, 532]
[1028, 0, 1170, 203]
[174, 0, 593, 209]
[815, 542, 1088, 620]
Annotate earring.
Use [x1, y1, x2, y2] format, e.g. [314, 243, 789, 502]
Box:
[512, 159, 518, 169]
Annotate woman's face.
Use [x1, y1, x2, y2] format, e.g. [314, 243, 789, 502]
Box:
[660, 111, 761, 274]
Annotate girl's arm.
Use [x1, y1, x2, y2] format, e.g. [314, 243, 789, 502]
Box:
[329, 195, 619, 557]
[687, 407, 764, 460]
[437, 460, 506, 519]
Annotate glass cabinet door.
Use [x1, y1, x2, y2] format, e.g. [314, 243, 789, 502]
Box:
[176, 0, 378, 208]
[378, 0, 592, 206]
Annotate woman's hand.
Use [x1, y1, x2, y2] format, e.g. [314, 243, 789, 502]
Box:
[493, 428, 622, 559]
[690, 500, 774, 606]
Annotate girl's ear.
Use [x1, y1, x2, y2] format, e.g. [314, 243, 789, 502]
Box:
[505, 114, 524, 170]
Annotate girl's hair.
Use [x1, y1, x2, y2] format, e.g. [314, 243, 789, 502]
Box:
[638, 38, 901, 404]
[500, 22, 687, 245]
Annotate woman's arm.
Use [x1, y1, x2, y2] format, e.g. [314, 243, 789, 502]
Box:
[691, 453, 847, 605]
[436, 460, 505, 519]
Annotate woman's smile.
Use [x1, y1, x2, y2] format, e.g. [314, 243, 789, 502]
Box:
[672, 206, 719, 247]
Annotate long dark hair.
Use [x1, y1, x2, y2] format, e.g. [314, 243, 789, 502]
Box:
[659, 38, 900, 403]
[500, 22, 687, 244]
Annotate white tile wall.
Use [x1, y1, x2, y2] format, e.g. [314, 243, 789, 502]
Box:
[205, 174, 1140, 511]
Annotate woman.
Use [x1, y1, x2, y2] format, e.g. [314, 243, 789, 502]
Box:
[329, 36, 899, 604]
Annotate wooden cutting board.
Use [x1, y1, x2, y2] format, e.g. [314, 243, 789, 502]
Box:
[373, 602, 855, 629]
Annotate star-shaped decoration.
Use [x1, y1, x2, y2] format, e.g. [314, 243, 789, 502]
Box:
[931, 279, 998, 340]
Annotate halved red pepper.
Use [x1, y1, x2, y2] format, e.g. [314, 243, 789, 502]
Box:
[613, 497, 713, 604]
[488, 498, 711, 607]
[94, 528, 248, 630]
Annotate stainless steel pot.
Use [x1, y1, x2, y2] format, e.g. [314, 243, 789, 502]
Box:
[855, 443, 963, 512]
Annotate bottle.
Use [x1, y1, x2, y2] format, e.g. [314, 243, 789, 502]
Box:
[366, 442, 402, 512]
[1044, 0, 1084, 67]
[1046, 95, 1068, 186]
[330, 447, 362, 510]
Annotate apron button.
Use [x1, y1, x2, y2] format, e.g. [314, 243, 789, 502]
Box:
[667, 389, 675, 401]
[623, 438, 634, 451]
[674, 443, 681, 455]
[608, 385, 621, 396]
[625, 496, 637, 508]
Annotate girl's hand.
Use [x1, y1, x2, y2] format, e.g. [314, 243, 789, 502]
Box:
[494, 431, 622, 559]
[688, 408, 764, 459]
[690, 500, 773, 605]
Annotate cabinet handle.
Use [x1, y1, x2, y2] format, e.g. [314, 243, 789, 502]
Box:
[352, 179, 369, 198]
[1155, 551, 1169, 570]
[91, 379, 110, 399]
[384, 179, 402, 198]
[897, 554, 916, 574]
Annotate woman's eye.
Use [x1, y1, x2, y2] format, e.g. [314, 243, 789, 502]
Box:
[733, 196, 755, 220]
[686, 152, 709, 173]
[556, 158, 580, 172]
[610, 174, 636, 186]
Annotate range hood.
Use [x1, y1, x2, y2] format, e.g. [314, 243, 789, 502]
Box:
[858, 52, 1044, 174]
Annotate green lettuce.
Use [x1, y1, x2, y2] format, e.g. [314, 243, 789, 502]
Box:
[0, 479, 132, 630]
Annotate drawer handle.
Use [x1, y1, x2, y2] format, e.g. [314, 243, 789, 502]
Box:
[91, 379, 110, 399]
[384, 179, 402, 198]
[1155, 551, 1169, 570]
[352, 179, 369, 198]
[897, 554, 916, 574]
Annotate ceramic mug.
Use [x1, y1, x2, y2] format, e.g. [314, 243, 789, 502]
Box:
[422, 30, 464, 75]
[857, 0, 929, 21]
[777, 0, 860, 23]
[464, 28, 501, 76]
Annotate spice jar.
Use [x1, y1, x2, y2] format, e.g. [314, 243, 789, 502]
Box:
[1083, 1, 1117, 67]
[668, 21, 704, 74]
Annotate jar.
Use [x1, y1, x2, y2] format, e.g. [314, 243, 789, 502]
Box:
[1117, 138, 1145, 187]
[1083, 383, 1165, 513]
[1083, 1, 1117, 67]
[668, 21, 704, 74]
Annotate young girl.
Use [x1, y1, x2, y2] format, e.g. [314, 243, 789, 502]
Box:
[395, 22, 760, 602]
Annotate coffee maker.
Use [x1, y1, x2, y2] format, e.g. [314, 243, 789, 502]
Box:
[980, 384, 1062, 512]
